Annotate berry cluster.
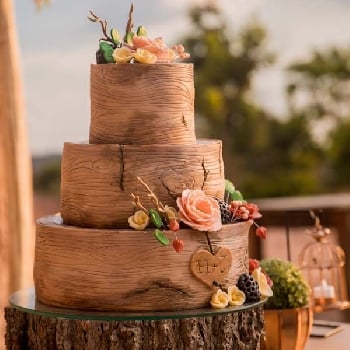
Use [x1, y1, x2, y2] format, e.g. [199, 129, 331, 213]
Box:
[237, 273, 261, 302]
[216, 180, 267, 239]
[216, 199, 233, 224]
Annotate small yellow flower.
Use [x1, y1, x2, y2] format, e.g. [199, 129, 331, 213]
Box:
[132, 48, 157, 64]
[252, 267, 273, 297]
[166, 48, 177, 62]
[227, 286, 246, 306]
[210, 289, 229, 309]
[128, 210, 150, 230]
[112, 47, 133, 63]
[164, 205, 178, 222]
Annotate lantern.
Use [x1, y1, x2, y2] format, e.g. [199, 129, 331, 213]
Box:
[299, 211, 350, 312]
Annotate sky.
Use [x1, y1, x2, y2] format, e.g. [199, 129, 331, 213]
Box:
[13, 0, 350, 156]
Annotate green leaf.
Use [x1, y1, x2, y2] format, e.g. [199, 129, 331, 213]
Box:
[225, 179, 244, 201]
[136, 25, 147, 36]
[110, 28, 121, 45]
[125, 31, 135, 44]
[154, 229, 169, 246]
[149, 209, 163, 229]
[99, 42, 115, 63]
[225, 179, 236, 195]
[230, 190, 244, 201]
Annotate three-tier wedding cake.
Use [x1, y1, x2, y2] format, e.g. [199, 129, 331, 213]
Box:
[33, 6, 267, 312]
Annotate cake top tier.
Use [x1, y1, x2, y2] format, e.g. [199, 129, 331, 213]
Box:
[88, 3, 190, 65]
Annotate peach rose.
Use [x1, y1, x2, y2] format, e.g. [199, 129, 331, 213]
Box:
[176, 189, 222, 232]
[132, 36, 189, 63]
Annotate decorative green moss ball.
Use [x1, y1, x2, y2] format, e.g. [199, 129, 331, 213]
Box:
[260, 259, 310, 309]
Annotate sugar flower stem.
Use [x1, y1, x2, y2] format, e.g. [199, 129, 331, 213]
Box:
[137, 176, 166, 212]
[130, 193, 148, 214]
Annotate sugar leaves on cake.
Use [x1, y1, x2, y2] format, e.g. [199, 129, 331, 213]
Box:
[88, 3, 190, 64]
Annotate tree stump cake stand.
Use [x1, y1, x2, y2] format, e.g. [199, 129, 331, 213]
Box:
[5, 288, 265, 350]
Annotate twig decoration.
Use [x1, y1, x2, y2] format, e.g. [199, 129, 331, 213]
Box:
[88, 10, 109, 40]
[125, 3, 134, 37]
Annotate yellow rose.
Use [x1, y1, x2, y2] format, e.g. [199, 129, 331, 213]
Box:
[128, 210, 150, 230]
[227, 286, 246, 306]
[112, 47, 133, 64]
[132, 48, 157, 64]
[210, 289, 229, 309]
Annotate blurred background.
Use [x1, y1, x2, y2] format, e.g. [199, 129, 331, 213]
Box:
[1, 0, 350, 347]
[17, 0, 350, 200]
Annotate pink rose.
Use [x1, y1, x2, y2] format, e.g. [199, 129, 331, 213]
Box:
[176, 189, 222, 232]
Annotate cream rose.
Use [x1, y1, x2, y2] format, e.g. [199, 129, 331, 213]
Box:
[227, 286, 246, 306]
[128, 210, 150, 230]
[210, 289, 229, 309]
[252, 267, 273, 297]
[132, 48, 157, 64]
[112, 46, 133, 63]
[176, 189, 222, 231]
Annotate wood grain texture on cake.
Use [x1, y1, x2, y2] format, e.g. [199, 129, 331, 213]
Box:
[89, 63, 195, 145]
[60, 140, 224, 228]
[34, 216, 250, 311]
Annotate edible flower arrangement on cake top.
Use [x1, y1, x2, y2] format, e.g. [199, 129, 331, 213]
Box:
[88, 3, 190, 64]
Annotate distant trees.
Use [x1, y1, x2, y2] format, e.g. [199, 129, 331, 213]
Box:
[182, 3, 323, 197]
[33, 158, 61, 195]
[287, 47, 350, 189]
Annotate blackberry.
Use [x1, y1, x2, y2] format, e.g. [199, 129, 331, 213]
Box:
[216, 198, 233, 224]
[237, 273, 261, 302]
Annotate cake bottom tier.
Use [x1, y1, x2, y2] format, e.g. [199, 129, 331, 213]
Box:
[34, 216, 251, 312]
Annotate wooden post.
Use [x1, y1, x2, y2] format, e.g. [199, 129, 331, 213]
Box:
[0, 0, 34, 347]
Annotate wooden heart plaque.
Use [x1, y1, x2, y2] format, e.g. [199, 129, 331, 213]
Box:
[189, 247, 233, 287]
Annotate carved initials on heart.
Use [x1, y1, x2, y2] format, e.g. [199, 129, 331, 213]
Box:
[189, 247, 233, 287]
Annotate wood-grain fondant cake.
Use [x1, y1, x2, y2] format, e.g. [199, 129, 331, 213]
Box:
[33, 7, 269, 312]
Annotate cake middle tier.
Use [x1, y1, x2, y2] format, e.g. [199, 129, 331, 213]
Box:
[61, 140, 225, 228]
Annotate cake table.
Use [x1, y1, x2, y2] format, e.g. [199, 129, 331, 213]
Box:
[5, 288, 265, 349]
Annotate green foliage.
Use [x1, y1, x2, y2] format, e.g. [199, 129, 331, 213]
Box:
[224, 179, 243, 201]
[287, 46, 350, 189]
[260, 259, 310, 309]
[240, 114, 325, 197]
[287, 47, 350, 122]
[327, 120, 350, 187]
[33, 158, 61, 195]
